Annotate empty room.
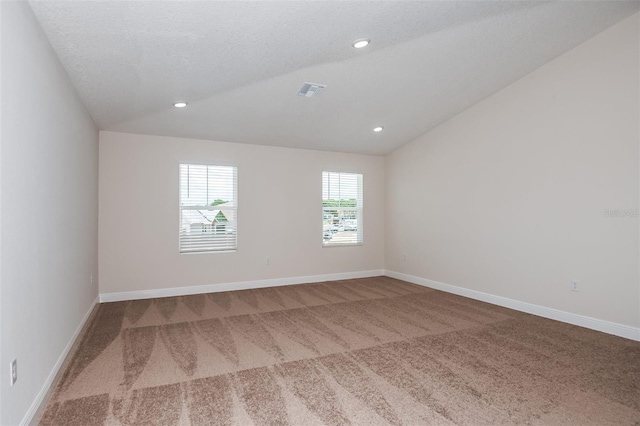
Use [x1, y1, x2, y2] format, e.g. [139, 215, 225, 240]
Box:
[1, 1, 639, 425]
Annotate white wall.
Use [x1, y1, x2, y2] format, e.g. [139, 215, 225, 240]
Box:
[0, 2, 99, 424]
[0, 1, 4, 421]
[386, 13, 639, 329]
[99, 131, 385, 295]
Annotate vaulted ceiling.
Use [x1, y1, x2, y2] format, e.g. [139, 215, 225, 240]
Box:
[29, 1, 639, 155]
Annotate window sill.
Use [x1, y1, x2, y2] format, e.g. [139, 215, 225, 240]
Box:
[179, 249, 237, 255]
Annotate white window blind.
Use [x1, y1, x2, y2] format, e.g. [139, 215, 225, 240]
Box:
[322, 171, 363, 246]
[179, 164, 237, 253]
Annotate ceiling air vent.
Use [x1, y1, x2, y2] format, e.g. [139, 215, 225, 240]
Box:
[298, 82, 326, 98]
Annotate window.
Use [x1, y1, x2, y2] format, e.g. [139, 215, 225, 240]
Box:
[322, 171, 363, 246]
[179, 164, 237, 253]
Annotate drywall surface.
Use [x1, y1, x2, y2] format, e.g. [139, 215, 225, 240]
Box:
[386, 13, 640, 328]
[0, 2, 99, 424]
[99, 131, 385, 294]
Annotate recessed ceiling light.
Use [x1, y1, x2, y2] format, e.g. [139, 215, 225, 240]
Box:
[373, 126, 384, 132]
[173, 102, 188, 108]
[352, 39, 370, 49]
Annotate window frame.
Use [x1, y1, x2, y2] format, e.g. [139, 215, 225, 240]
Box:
[321, 170, 363, 247]
[178, 163, 238, 254]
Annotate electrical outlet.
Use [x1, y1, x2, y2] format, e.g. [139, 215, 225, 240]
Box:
[90, 274, 93, 285]
[10, 359, 17, 386]
[402, 253, 407, 262]
[571, 280, 579, 292]
[265, 257, 271, 265]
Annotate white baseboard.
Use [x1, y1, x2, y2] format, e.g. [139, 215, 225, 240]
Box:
[385, 270, 640, 342]
[100, 269, 640, 342]
[99, 269, 386, 303]
[21, 296, 99, 426]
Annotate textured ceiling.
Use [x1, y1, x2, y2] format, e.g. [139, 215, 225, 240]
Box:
[29, 1, 639, 155]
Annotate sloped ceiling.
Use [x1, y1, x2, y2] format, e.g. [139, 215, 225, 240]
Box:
[29, 1, 639, 155]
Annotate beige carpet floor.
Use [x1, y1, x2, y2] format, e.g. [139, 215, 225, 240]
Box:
[39, 277, 640, 425]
